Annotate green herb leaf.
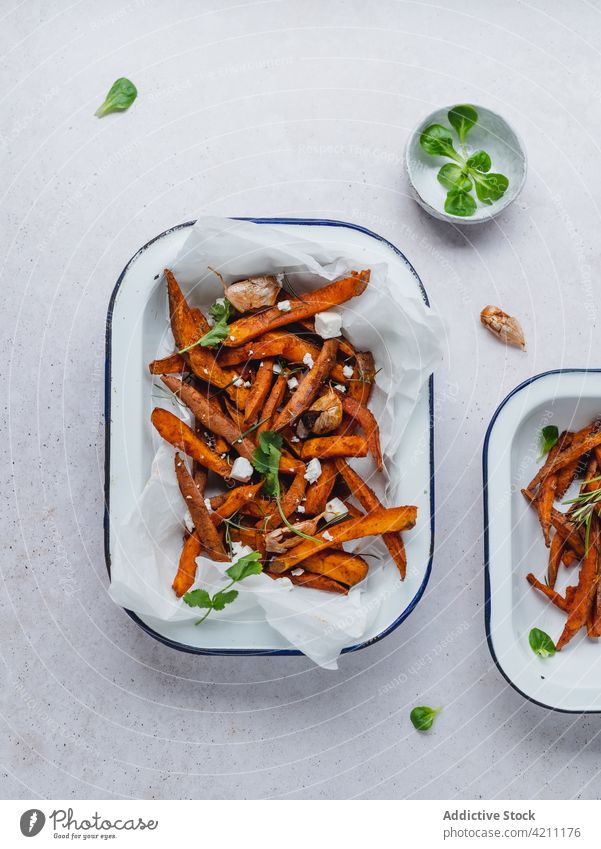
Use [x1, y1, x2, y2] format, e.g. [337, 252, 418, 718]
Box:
[179, 298, 233, 351]
[419, 124, 462, 161]
[539, 425, 559, 458]
[447, 104, 478, 145]
[472, 171, 509, 204]
[252, 431, 283, 497]
[226, 551, 263, 582]
[183, 549, 263, 624]
[211, 589, 239, 610]
[209, 298, 232, 324]
[444, 189, 476, 217]
[182, 588, 213, 610]
[95, 77, 138, 117]
[466, 150, 491, 173]
[528, 627, 556, 658]
[252, 432, 319, 542]
[410, 705, 442, 732]
[437, 163, 472, 192]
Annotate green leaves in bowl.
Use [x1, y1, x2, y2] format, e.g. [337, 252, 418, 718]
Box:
[419, 104, 509, 217]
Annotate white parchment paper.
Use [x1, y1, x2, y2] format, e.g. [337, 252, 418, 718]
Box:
[109, 217, 444, 668]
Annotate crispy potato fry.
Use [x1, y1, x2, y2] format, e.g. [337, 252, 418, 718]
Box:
[165, 269, 248, 408]
[210, 482, 264, 526]
[224, 271, 370, 347]
[526, 573, 570, 612]
[303, 460, 337, 515]
[547, 531, 563, 589]
[556, 519, 600, 650]
[301, 435, 368, 460]
[543, 427, 601, 480]
[149, 352, 187, 374]
[335, 459, 407, 578]
[522, 489, 585, 557]
[258, 371, 287, 435]
[272, 340, 339, 431]
[271, 506, 417, 571]
[537, 474, 557, 548]
[347, 351, 376, 405]
[244, 358, 274, 424]
[301, 550, 368, 586]
[217, 331, 350, 385]
[337, 393, 383, 471]
[267, 569, 348, 594]
[174, 453, 228, 561]
[172, 533, 203, 598]
[151, 408, 231, 477]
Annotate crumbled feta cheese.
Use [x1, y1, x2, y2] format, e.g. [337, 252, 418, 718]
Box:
[277, 299, 291, 312]
[273, 363, 283, 374]
[315, 310, 342, 339]
[229, 335, 235, 341]
[302, 352, 314, 369]
[230, 456, 254, 482]
[204, 497, 213, 514]
[343, 364, 354, 378]
[334, 383, 346, 393]
[304, 458, 322, 484]
[244, 380, 251, 388]
[291, 568, 304, 576]
[325, 497, 348, 522]
[230, 541, 254, 562]
[249, 350, 254, 355]
[259, 361, 264, 368]
[296, 505, 305, 513]
[183, 509, 195, 533]
[322, 530, 334, 541]
[291, 435, 300, 443]
[233, 376, 244, 388]
[287, 376, 299, 390]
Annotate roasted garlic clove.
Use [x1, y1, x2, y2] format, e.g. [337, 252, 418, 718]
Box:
[480, 305, 526, 351]
[210, 266, 283, 313]
[303, 389, 343, 434]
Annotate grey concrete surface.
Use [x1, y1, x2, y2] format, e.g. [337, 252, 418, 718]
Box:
[2, 0, 601, 800]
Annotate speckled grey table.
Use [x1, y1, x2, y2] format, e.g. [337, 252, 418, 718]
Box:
[2, 0, 601, 800]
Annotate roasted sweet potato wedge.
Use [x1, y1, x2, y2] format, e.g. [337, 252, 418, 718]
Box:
[272, 339, 339, 431]
[301, 550, 368, 586]
[172, 533, 203, 597]
[174, 453, 228, 561]
[151, 408, 231, 478]
[271, 506, 417, 571]
[301, 435, 369, 460]
[149, 352, 187, 374]
[267, 569, 348, 594]
[224, 271, 370, 347]
[244, 358, 274, 424]
[210, 482, 264, 526]
[335, 459, 407, 578]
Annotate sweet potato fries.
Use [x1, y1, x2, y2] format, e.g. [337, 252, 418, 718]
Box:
[525, 417, 601, 649]
[149, 266, 416, 598]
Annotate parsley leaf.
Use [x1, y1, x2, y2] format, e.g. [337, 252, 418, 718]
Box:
[182, 549, 263, 625]
[211, 589, 239, 610]
[182, 588, 213, 610]
[226, 551, 263, 582]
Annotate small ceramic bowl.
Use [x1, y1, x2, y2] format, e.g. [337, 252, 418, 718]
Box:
[405, 104, 527, 224]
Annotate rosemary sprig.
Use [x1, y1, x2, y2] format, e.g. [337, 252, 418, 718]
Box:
[562, 475, 601, 554]
[233, 416, 270, 443]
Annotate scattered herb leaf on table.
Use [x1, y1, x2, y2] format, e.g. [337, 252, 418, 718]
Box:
[95, 77, 138, 117]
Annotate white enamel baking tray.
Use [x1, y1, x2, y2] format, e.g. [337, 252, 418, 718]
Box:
[484, 369, 601, 711]
[104, 218, 434, 656]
